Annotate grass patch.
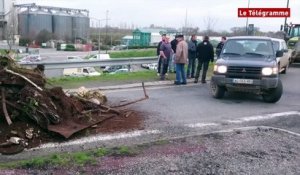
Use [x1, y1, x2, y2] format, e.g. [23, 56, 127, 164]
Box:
[71, 152, 95, 166]
[47, 70, 164, 89]
[47, 62, 214, 89]
[94, 148, 109, 157]
[0, 146, 140, 169]
[109, 49, 156, 58]
[154, 139, 169, 145]
[111, 146, 138, 156]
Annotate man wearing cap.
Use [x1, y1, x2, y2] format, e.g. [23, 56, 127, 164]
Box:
[194, 36, 214, 84]
[174, 34, 188, 85]
[159, 35, 173, 80]
[156, 34, 166, 76]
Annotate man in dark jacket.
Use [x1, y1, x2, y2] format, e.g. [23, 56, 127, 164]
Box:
[194, 36, 214, 83]
[216, 36, 226, 58]
[169, 35, 178, 73]
[187, 34, 197, 78]
[157, 34, 166, 75]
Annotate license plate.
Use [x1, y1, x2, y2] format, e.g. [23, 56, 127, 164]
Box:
[233, 79, 253, 84]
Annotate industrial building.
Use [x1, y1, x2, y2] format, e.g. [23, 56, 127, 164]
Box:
[15, 3, 90, 42]
[0, 0, 14, 40]
[131, 28, 178, 46]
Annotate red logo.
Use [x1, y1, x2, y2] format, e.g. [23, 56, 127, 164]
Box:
[238, 8, 290, 18]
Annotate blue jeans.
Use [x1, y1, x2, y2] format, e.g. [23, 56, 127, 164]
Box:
[175, 63, 186, 84]
[187, 57, 196, 78]
[168, 54, 176, 72]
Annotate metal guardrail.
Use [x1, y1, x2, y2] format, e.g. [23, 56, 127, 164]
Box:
[18, 57, 158, 78]
[19, 57, 158, 69]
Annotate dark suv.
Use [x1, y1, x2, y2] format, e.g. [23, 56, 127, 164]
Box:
[210, 36, 283, 103]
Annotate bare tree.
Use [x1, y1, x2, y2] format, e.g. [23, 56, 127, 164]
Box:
[203, 16, 218, 36]
[5, 7, 18, 51]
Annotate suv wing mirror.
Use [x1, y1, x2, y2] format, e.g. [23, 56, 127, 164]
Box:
[276, 50, 284, 57]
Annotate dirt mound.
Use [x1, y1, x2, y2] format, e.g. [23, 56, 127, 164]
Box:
[0, 55, 147, 155]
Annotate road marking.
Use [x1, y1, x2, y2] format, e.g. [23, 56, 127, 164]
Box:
[185, 123, 219, 128]
[226, 111, 300, 124]
[211, 126, 300, 137]
[185, 111, 300, 128]
[30, 130, 161, 150]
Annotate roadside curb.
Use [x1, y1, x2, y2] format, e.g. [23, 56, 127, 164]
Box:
[65, 79, 210, 92]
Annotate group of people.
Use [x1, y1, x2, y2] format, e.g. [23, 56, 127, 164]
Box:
[157, 34, 226, 85]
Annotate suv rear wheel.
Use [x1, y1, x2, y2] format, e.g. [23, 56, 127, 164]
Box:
[262, 79, 283, 103]
[210, 81, 226, 99]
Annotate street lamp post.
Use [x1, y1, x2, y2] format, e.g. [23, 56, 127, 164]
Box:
[91, 17, 110, 54]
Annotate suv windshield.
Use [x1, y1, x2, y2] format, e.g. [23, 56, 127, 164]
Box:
[222, 39, 274, 58]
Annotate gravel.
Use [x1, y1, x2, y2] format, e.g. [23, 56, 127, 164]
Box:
[3, 127, 300, 175]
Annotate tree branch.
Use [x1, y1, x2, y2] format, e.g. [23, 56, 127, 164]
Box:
[1, 88, 12, 125]
[4, 68, 43, 91]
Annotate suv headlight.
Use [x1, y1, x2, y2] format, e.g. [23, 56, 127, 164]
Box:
[214, 65, 227, 74]
[262, 67, 278, 76]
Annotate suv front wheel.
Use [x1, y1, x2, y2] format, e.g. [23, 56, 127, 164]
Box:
[262, 79, 283, 103]
[210, 81, 226, 99]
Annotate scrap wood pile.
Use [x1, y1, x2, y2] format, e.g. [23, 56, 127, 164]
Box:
[0, 55, 148, 154]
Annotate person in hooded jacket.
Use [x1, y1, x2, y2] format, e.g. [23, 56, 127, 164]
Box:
[216, 36, 226, 58]
[194, 36, 214, 84]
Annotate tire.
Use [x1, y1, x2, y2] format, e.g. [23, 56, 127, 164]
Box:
[262, 79, 283, 103]
[210, 81, 226, 99]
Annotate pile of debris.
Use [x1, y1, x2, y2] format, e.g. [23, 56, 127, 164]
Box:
[0, 55, 148, 154]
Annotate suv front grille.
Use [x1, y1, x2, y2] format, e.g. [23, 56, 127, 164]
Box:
[226, 66, 262, 79]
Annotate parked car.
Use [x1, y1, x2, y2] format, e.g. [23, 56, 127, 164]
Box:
[67, 56, 83, 61]
[148, 63, 158, 70]
[141, 63, 150, 69]
[88, 54, 111, 60]
[103, 65, 125, 73]
[19, 54, 42, 63]
[271, 38, 291, 74]
[211, 36, 283, 103]
[141, 63, 157, 70]
[291, 41, 300, 63]
[63, 67, 101, 77]
[109, 68, 130, 74]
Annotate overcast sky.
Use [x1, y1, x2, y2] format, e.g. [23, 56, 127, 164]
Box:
[15, 0, 300, 32]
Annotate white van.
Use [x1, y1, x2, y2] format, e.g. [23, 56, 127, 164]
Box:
[88, 54, 111, 60]
[63, 67, 101, 77]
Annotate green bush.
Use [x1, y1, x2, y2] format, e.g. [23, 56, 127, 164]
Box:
[64, 44, 76, 51]
[19, 38, 31, 46]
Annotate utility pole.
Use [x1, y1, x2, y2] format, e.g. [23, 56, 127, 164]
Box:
[284, 0, 290, 28]
[98, 20, 101, 54]
[245, 0, 250, 35]
[184, 9, 187, 36]
[105, 10, 109, 54]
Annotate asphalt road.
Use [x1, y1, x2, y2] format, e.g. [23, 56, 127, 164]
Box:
[105, 64, 300, 129]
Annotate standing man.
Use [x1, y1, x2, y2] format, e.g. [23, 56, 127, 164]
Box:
[169, 35, 178, 73]
[174, 34, 188, 85]
[157, 34, 166, 76]
[216, 36, 226, 58]
[187, 34, 197, 78]
[194, 36, 214, 84]
[159, 36, 173, 80]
